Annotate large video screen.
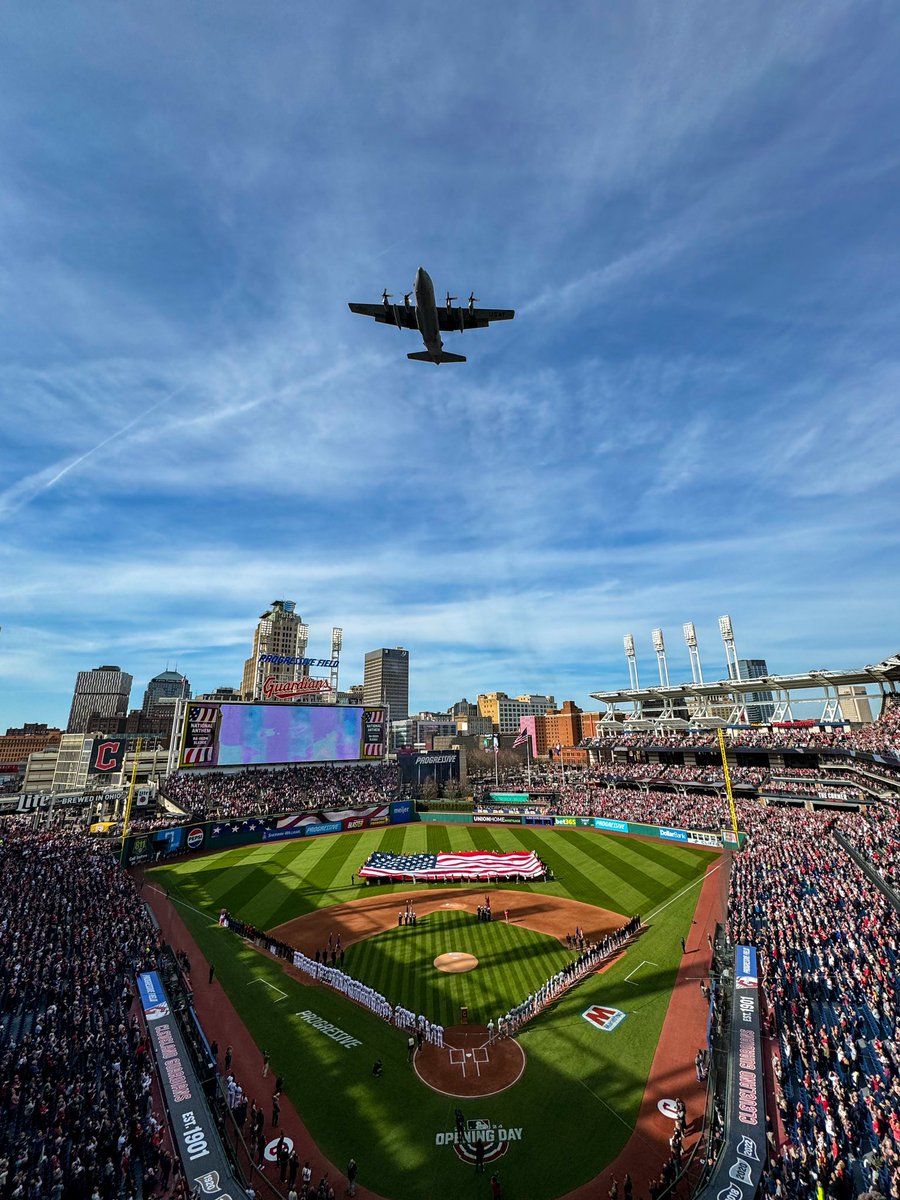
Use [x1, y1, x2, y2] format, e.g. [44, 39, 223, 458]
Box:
[179, 703, 385, 768]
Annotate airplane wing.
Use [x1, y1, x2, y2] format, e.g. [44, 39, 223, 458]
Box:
[348, 302, 419, 330]
[436, 306, 516, 332]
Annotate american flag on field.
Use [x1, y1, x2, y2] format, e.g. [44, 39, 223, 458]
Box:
[358, 850, 545, 880]
[512, 728, 530, 749]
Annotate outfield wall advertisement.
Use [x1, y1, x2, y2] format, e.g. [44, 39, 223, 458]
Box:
[696, 945, 766, 1200]
[546, 816, 744, 847]
[179, 702, 386, 768]
[123, 799, 413, 864]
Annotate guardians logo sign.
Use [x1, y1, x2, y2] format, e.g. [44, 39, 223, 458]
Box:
[435, 1118, 523, 1164]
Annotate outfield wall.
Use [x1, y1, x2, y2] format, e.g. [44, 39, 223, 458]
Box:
[420, 810, 744, 846]
[122, 799, 415, 865]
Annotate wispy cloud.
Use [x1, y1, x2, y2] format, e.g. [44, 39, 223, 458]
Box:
[0, 2, 898, 728]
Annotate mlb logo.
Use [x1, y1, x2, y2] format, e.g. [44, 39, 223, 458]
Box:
[581, 1005, 627, 1032]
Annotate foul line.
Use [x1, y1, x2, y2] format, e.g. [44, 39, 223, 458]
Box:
[145, 883, 213, 922]
[645, 863, 721, 923]
[249, 978, 287, 1001]
[624, 959, 658, 985]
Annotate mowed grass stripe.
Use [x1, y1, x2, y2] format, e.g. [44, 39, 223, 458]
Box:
[541, 832, 631, 912]
[425, 823, 453, 854]
[604, 830, 715, 879]
[216, 833, 340, 913]
[256, 833, 365, 925]
[562, 829, 679, 910]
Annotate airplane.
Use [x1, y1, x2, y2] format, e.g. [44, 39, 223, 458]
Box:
[348, 267, 514, 364]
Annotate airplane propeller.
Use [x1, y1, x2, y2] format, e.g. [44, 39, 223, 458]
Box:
[468, 292, 479, 312]
[403, 292, 412, 307]
[445, 292, 457, 309]
[382, 289, 394, 306]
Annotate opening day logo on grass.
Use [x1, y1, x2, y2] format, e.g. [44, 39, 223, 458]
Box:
[581, 1005, 627, 1032]
[435, 1119, 523, 1164]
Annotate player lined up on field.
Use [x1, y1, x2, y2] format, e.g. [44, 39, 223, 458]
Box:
[488, 913, 642, 1039]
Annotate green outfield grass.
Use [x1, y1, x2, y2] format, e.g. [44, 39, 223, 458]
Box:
[149, 823, 718, 1200]
[346, 910, 575, 1026]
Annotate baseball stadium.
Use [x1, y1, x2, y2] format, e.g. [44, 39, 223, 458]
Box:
[2, 653, 891, 1200]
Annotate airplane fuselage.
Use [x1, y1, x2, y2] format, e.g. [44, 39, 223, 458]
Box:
[414, 267, 443, 359]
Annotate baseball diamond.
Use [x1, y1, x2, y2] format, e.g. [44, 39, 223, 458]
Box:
[148, 821, 719, 1200]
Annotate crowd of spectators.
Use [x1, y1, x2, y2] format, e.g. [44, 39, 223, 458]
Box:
[0, 829, 182, 1199]
[547, 786, 749, 832]
[727, 806, 900, 1199]
[583, 694, 900, 758]
[759, 779, 867, 803]
[838, 804, 900, 895]
[154, 763, 401, 824]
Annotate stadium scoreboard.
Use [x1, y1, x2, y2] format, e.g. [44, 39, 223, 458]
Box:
[178, 701, 386, 768]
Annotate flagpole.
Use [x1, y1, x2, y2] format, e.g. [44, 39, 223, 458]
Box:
[525, 734, 532, 788]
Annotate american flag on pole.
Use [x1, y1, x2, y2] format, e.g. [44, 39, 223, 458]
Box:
[359, 850, 545, 881]
[512, 728, 530, 749]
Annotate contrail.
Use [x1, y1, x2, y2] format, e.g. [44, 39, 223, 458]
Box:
[0, 382, 187, 521]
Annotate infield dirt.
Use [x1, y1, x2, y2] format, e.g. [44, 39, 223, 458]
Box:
[271, 886, 625, 954]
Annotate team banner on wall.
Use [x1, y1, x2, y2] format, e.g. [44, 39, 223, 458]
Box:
[122, 800, 415, 865]
[178, 703, 379, 768]
[88, 737, 126, 774]
[136, 972, 242, 1198]
[696, 945, 766, 1200]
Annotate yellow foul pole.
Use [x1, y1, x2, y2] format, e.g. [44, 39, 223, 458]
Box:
[120, 736, 142, 863]
[717, 727, 740, 841]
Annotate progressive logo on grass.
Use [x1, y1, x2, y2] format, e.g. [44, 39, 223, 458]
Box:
[581, 1004, 627, 1032]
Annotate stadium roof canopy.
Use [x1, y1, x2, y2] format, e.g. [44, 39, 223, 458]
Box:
[589, 652, 900, 728]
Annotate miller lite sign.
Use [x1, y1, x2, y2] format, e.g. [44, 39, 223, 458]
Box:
[88, 737, 126, 774]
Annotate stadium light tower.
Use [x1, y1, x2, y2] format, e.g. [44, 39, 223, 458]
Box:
[718, 614, 740, 680]
[330, 627, 343, 697]
[623, 634, 640, 690]
[651, 628, 670, 687]
[683, 621, 704, 684]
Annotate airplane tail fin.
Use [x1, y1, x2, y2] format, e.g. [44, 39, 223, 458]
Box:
[407, 350, 467, 364]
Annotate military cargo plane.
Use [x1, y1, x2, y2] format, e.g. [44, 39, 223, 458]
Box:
[349, 267, 514, 363]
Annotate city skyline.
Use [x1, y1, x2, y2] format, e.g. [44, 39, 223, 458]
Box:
[2, 5, 899, 730]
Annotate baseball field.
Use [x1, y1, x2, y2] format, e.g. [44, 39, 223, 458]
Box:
[148, 821, 718, 1199]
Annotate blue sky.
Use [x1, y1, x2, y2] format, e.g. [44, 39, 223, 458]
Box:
[1, 2, 899, 730]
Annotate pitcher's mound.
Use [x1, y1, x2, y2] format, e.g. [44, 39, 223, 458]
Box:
[434, 952, 478, 973]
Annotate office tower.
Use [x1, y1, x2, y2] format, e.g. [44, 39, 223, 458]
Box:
[363, 648, 409, 721]
[141, 669, 190, 714]
[66, 666, 133, 733]
[241, 600, 310, 699]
